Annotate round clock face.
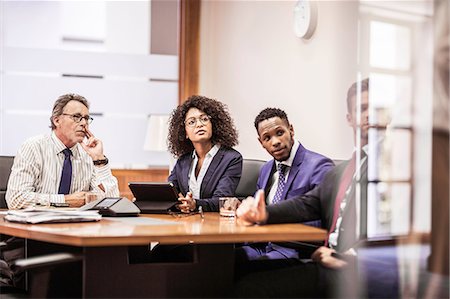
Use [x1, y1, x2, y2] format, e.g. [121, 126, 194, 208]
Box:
[294, 0, 318, 39]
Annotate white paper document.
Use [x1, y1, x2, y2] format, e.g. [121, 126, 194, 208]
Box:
[4, 208, 102, 224]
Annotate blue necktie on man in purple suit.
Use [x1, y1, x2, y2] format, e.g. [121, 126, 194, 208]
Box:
[272, 164, 287, 204]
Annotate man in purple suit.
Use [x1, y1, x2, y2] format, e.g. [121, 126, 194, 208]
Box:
[237, 108, 334, 261]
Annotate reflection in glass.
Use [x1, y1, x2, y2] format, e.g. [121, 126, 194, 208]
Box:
[370, 21, 411, 71]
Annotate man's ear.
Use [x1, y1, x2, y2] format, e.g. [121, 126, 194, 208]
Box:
[346, 113, 353, 127]
[289, 124, 294, 138]
[257, 136, 262, 145]
[53, 116, 60, 128]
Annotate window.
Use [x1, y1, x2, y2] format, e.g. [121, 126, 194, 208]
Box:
[359, 3, 433, 239]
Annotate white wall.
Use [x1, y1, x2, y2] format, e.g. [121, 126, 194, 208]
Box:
[199, 0, 360, 161]
[0, 1, 177, 168]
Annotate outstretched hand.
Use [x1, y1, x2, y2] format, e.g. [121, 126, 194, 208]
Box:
[236, 190, 267, 225]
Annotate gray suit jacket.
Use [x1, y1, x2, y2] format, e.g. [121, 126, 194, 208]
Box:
[266, 156, 368, 252]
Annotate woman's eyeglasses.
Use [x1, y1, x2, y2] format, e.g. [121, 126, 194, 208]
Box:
[184, 114, 211, 128]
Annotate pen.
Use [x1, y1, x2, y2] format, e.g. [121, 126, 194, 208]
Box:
[253, 189, 263, 210]
[50, 203, 70, 208]
[198, 206, 204, 219]
[331, 252, 347, 260]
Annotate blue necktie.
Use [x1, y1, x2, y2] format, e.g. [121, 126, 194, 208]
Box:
[58, 148, 72, 194]
[272, 164, 287, 204]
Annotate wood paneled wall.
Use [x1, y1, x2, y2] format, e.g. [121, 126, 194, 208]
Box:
[178, 0, 201, 103]
[112, 168, 169, 199]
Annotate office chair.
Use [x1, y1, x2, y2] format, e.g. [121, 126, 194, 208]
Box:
[0, 156, 82, 297]
[0, 248, 83, 298]
[0, 156, 14, 209]
[333, 159, 344, 166]
[234, 159, 266, 199]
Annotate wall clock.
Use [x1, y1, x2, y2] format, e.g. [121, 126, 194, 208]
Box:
[294, 0, 318, 40]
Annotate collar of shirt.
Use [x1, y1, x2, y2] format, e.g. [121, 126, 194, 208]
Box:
[361, 144, 369, 157]
[188, 144, 221, 199]
[267, 141, 298, 204]
[191, 143, 220, 160]
[51, 131, 80, 159]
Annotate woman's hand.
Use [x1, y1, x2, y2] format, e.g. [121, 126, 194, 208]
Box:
[177, 191, 196, 213]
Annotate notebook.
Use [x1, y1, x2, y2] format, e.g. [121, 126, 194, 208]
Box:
[4, 208, 101, 224]
[128, 182, 179, 214]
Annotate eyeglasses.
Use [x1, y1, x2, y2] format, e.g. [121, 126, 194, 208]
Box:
[184, 114, 211, 128]
[62, 113, 93, 124]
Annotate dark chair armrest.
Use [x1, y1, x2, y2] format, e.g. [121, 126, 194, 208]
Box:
[12, 253, 82, 272]
[276, 241, 324, 258]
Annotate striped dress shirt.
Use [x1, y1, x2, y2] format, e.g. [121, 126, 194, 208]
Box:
[6, 132, 119, 209]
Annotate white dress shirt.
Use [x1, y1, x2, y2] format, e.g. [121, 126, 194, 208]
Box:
[6, 132, 119, 209]
[188, 144, 220, 199]
[267, 140, 300, 204]
[328, 146, 368, 249]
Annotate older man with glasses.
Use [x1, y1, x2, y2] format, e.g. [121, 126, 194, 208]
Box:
[6, 93, 119, 209]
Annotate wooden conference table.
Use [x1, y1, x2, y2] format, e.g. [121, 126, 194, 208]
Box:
[0, 212, 326, 298]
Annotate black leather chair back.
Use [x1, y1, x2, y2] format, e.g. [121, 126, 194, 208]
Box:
[333, 159, 344, 166]
[0, 156, 14, 209]
[235, 159, 266, 199]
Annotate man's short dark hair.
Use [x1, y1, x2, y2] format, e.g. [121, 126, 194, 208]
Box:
[346, 78, 370, 113]
[254, 108, 290, 132]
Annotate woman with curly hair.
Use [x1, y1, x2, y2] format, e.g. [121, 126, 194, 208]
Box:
[167, 95, 243, 212]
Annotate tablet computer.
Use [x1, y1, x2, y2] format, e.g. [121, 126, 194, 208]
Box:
[128, 182, 179, 214]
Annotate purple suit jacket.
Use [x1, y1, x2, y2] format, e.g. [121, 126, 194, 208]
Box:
[240, 143, 334, 260]
[257, 143, 334, 202]
[168, 146, 243, 212]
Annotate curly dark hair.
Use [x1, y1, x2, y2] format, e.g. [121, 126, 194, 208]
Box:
[254, 108, 290, 133]
[167, 95, 239, 157]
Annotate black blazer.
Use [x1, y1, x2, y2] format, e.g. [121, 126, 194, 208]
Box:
[168, 146, 243, 212]
[266, 157, 368, 252]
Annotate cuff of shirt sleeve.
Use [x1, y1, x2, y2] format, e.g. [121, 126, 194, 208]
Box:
[49, 194, 65, 204]
[93, 164, 113, 182]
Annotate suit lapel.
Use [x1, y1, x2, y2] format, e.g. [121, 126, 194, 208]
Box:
[180, 155, 193, 194]
[337, 156, 368, 251]
[261, 161, 276, 193]
[200, 148, 225, 198]
[281, 144, 305, 200]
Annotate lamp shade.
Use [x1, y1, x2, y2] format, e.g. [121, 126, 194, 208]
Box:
[143, 114, 169, 151]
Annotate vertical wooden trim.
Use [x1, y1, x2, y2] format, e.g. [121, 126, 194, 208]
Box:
[179, 0, 201, 104]
[428, 0, 449, 275]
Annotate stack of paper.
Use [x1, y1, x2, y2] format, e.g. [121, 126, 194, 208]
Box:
[5, 208, 102, 224]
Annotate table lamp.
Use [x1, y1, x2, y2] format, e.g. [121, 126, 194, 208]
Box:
[143, 114, 171, 169]
[143, 114, 169, 151]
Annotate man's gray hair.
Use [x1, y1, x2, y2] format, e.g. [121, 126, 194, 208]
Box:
[50, 94, 89, 130]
